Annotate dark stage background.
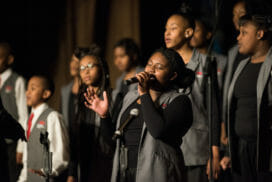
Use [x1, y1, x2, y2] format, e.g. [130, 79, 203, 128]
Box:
[0, 0, 238, 110]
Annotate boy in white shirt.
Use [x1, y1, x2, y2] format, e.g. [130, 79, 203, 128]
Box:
[18, 75, 69, 182]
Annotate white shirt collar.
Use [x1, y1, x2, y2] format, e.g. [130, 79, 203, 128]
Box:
[30, 103, 49, 127]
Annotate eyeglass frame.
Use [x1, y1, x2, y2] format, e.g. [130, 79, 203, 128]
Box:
[79, 63, 99, 72]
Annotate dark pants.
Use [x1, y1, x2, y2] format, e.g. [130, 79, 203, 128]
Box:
[218, 168, 232, 182]
[7, 142, 21, 182]
[232, 138, 272, 182]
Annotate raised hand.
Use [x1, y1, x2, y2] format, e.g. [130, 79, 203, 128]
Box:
[84, 87, 109, 118]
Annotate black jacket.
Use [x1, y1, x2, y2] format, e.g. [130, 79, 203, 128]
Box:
[0, 97, 25, 182]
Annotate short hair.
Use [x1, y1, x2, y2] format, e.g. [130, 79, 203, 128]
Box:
[113, 38, 140, 64]
[0, 42, 13, 56]
[32, 75, 55, 100]
[152, 48, 195, 90]
[194, 12, 214, 33]
[239, 14, 272, 43]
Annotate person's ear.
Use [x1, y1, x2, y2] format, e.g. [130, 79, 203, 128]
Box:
[206, 32, 212, 40]
[42, 90, 51, 100]
[185, 28, 194, 38]
[256, 30, 264, 40]
[170, 72, 177, 81]
[7, 55, 14, 65]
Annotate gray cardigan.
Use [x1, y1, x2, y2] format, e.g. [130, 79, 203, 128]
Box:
[222, 44, 239, 123]
[111, 89, 187, 182]
[227, 47, 272, 172]
[181, 49, 225, 166]
[61, 81, 73, 129]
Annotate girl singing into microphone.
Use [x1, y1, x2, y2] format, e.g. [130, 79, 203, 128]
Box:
[84, 48, 195, 182]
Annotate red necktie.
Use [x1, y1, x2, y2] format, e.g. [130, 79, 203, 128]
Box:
[27, 113, 34, 140]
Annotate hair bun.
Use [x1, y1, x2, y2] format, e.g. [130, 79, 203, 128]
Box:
[178, 2, 193, 15]
[266, 15, 272, 31]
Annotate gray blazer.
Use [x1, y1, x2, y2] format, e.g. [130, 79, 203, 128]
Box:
[111, 90, 187, 182]
[61, 81, 73, 129]
[227, 47, 272, 172]
[222, 44, 239, 122]
[181, 49, 226, 166]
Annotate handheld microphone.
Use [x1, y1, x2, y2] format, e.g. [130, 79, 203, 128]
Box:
[124, 75, 156, 85]
[124, 77, 138, 85]
[112, 108, 139, 140]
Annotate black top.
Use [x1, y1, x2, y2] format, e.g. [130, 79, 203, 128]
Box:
[0, 100, 25, 182]
[67, 92, 78, 177]
[234, 61, 263, 141]
[69, 94, 114, 182]
[119, 101, 143, 168]
[232, 52, 248, 77]
[101, 93, 193, 168]
[140, 94, 192, 146]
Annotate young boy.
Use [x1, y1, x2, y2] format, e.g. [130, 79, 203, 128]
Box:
[0, 42, 28, 182]
[18, 75, 69, 182]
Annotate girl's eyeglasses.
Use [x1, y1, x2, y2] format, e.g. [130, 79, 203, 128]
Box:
[80, 63, 99, 71]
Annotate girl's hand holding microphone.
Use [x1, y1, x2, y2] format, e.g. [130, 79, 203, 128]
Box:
[135, 72, 155, 96]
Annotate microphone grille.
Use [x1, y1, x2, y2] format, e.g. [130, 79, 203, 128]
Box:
[130, 108, 139, 116]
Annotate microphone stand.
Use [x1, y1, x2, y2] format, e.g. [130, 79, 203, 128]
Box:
[40, 131, 52, 182]
[201, 0, 222, 181]
[203, 55, 217, 182]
